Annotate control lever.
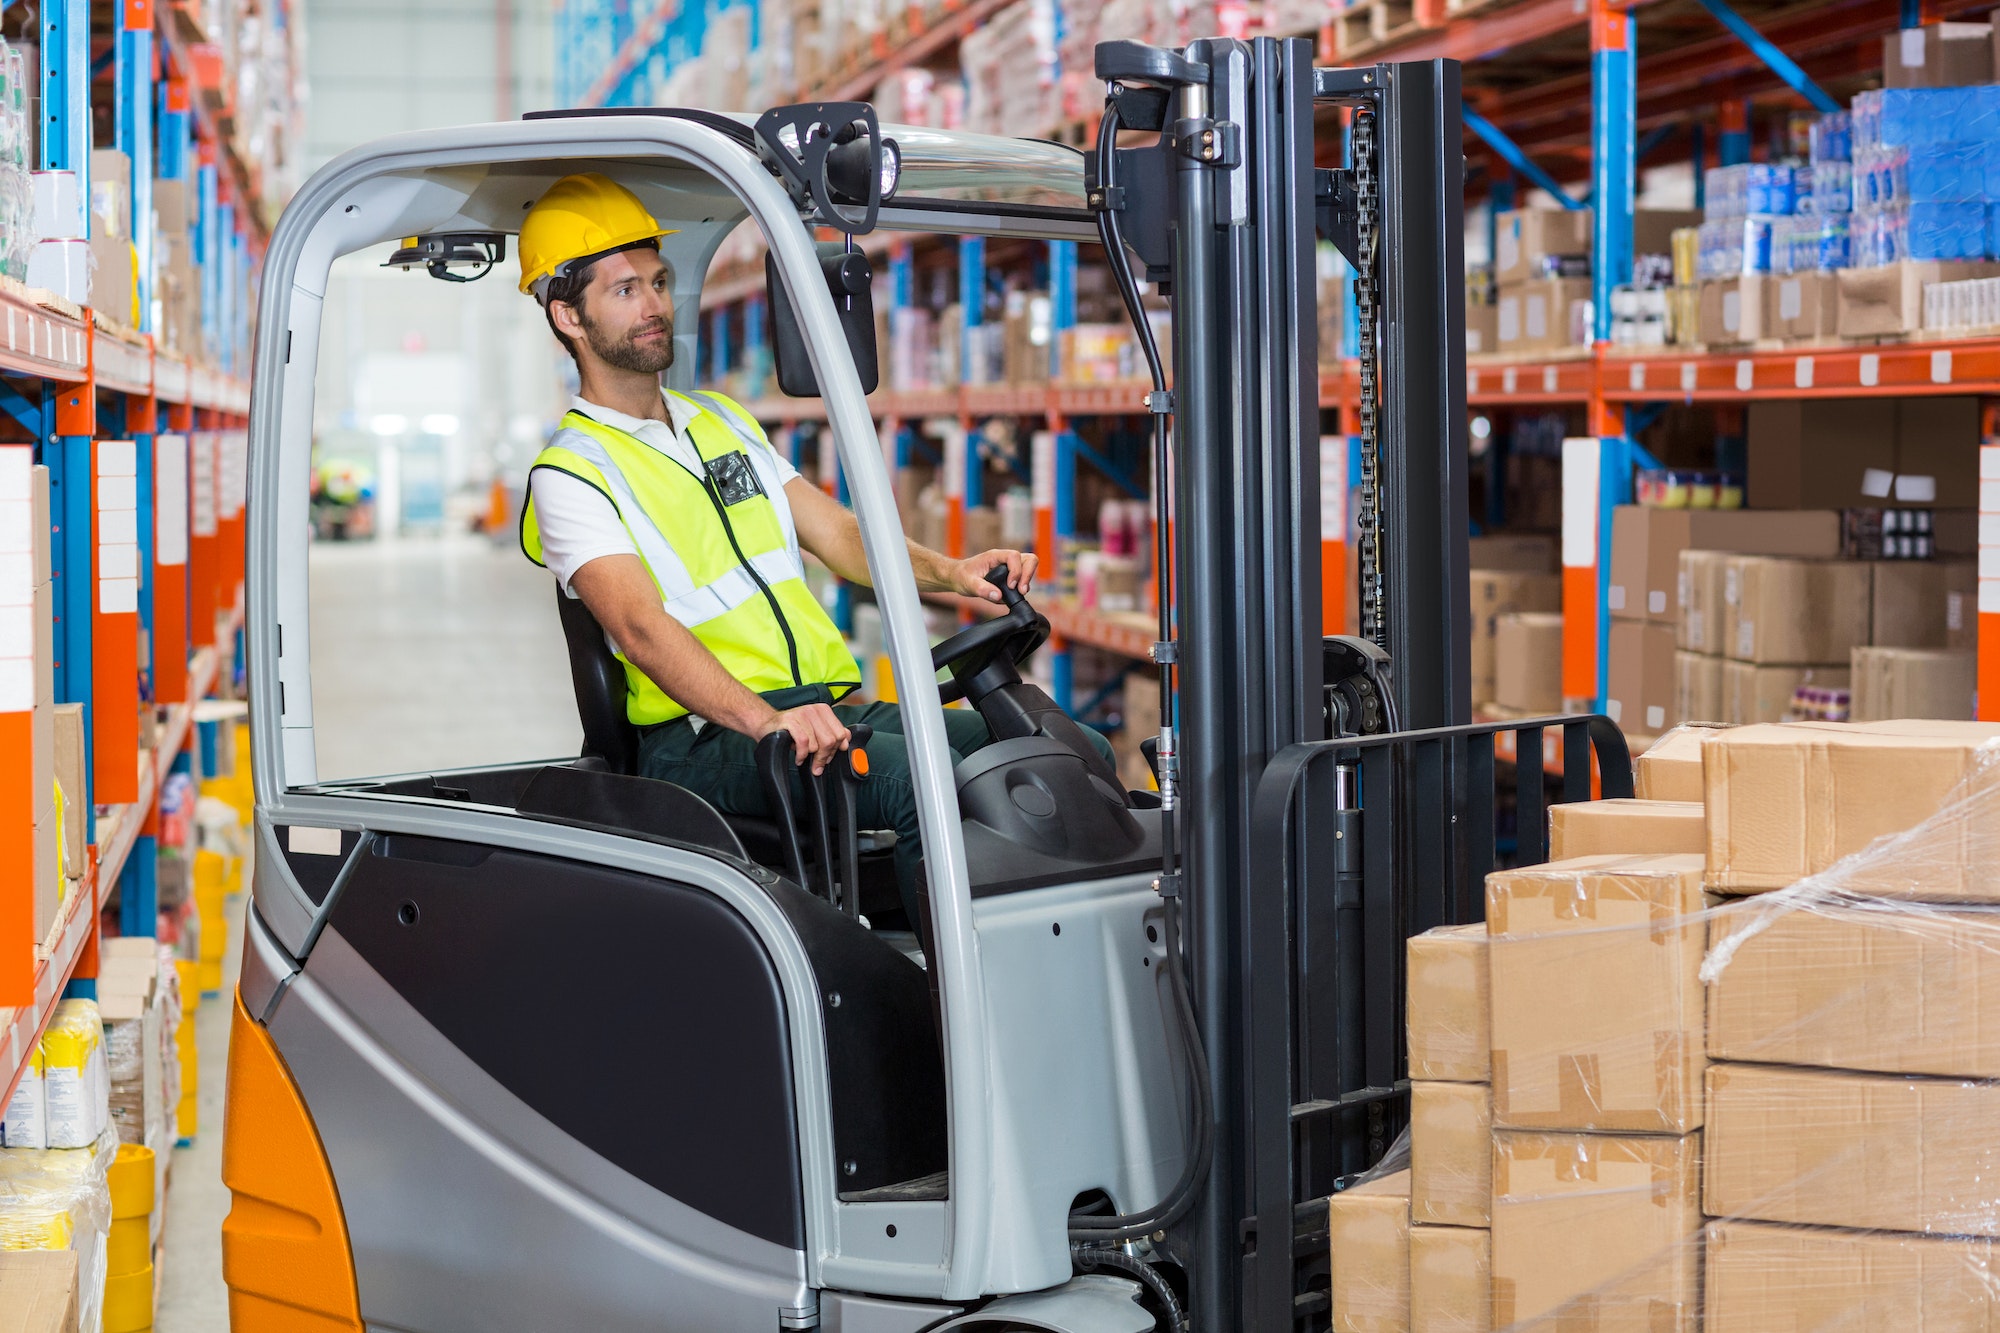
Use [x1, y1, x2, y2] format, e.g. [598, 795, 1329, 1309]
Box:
[754, 723, 873, 914]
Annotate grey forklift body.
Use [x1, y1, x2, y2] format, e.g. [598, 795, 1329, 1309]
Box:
[243, 110, 1180, 1331]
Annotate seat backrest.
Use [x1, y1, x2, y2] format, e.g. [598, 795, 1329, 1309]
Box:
[555, 588, 640, 775]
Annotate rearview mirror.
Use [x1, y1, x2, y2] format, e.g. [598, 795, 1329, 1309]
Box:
[767, 243, 880, 398]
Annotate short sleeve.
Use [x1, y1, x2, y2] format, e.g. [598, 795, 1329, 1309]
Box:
[527, 466, 639, 594]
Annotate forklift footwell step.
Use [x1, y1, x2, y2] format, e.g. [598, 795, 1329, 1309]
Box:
[840, 1171, 951, 1203]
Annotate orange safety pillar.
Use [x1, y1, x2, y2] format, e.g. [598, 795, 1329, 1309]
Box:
[92, 440, 141, 806]
[0, 445, 39, 1005]
[1321, 434, 1349, 636]
[188, 427, 217, 650]
[153, 431, 188, 704]
[1980, 407, 2000, 720]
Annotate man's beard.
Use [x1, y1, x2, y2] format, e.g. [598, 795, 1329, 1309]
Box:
[584, 312, 677, 375]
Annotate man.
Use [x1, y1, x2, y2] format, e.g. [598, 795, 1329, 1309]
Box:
[516, 173, 1113, 924]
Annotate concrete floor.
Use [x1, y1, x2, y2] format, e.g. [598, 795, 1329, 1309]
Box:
[155, 530, 580, 1328]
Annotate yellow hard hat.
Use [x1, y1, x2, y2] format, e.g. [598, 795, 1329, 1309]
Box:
[518, 172, 677, 297]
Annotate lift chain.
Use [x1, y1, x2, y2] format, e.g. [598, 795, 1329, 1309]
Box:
[1352, 103, 1384, 649]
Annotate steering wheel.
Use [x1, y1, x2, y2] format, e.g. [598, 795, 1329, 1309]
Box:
[930, 567, 1052, 703]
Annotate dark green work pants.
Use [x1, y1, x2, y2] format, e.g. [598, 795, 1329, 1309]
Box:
[639, 684, 1115, 923]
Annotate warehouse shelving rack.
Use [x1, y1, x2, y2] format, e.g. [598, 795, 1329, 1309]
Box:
[560, 0, 2000, 726]
[0, 0, 258, 1113]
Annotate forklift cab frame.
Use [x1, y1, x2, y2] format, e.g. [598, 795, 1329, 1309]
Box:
[238, 109, 1186, 1332]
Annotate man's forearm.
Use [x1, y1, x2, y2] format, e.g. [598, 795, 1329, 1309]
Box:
[619, 613, 777, 735]
[906, 538, 961, 593]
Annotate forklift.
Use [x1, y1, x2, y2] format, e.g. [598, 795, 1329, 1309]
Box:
[223, 35, 1631, 1333]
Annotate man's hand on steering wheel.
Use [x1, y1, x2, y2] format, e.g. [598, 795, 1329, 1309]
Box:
[952, 549, 1037, 602]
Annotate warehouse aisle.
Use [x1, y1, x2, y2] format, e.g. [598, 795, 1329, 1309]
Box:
[154, 530, 580, 1324]
[155, 892, 241, 1333]
[307, 531, 582, 779]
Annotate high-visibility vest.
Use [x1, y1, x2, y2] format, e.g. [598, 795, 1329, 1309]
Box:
[521, 390, 861, 725]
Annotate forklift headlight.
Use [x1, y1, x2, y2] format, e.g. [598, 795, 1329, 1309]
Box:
[826, 134, 900, 206]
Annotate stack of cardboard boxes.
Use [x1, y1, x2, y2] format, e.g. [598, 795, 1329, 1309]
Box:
[1608, 506, 1843, 738]
[1466, 535, 1562, 714]
[1486, 209, 1698, 357]
[154, 177, 200, 357]
[1330, 719, 2000, 1327]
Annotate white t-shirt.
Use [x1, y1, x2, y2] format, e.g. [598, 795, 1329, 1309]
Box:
[530, 391, 801, 595]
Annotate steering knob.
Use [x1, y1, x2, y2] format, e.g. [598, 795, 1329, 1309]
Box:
[985, 564, 1027, 609]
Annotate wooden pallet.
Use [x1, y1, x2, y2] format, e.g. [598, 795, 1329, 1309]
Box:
[1444, 0, 1527, 20]
[1334, 0, 1420, 58]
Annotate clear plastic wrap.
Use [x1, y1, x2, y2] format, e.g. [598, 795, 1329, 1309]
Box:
[1324, 720, 2000, 1330]
[0, 1120, 118, 1333]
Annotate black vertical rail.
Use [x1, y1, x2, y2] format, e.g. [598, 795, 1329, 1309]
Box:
[1376, 59, 1470, 733]
[1462, 734, 1496, 921]
[1515, 726, 1548, 866]
[1229, 35, 1325, 1333]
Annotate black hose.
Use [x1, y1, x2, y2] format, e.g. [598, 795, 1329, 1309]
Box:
[1068, 91, 1217, 1251]
[1071, 1242, 1188, 1333]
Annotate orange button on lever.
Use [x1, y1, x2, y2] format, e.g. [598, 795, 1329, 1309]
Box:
[850, 748, 870, 778]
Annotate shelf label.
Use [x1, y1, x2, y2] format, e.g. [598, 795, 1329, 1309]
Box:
[191, 434, 217, 537]
[1933, 350, 1953, 384]
[1629, 363, 1645, 391]
[1503, 367, 1517, 394]
[1468, 369, 1480, 393]
[96, 441, 139, 616]
[1561, 438, 1599, 570]
[1543, 366, 1558, 393]
[1794, 357, 1813, 389]
[1031, 431, 1055, 510]
[1860, 353, 1880, 387]
[1735, 360, 1753, 391]
[1680, 363, 1696, 392]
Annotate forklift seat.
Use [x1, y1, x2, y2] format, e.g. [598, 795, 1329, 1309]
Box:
[556, 587, 642, 775]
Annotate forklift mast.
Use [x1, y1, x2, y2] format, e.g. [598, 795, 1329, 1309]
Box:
[1088, 37, 1473, 1329]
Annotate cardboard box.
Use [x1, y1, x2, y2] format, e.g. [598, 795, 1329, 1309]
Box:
[52, 702, 84, 880]
[0, 1250, 79, 1333]
[1487, 854, 1708, 1133]
[1676, 549, 1728, 653]
[1408, 924, 1489, 1084]
[1491, 1130, 1701, 1332]
[1494, 612, 1563, 714]
[1675, 651, 1723, 725]
[1410, 1225, 1491, 1333]
[1706, 896, 2000, 1078]
[1746, 398, 1897, 511]
[1411, 1081, 1491, 1228]
[1494, 208, 1593, 286]
[1770, 271, 1839, 342]
[1701, 720, 2000, 896]
[1851, 646, 1975, 722]
[1633, 209, 1703, 259]
[1705, 1061, 2000, 1235]
[1883, 20, 1993, 86]
[1895, 397, 1980, 506]
[30, 463, 48, 586]
[1608, 507, 1842, 628]
[1634, 724, 1725, 802]
[88, 234, 134, 325]
[1547, 798, 1705, 861]
[1721, 661, 1850, 725]
[1469, 571, 1562, 705]
[1872, 559, 1977, 648]
[1722, 557, 1871, 665]
[1705, 1219, 2000, 1332]
[1329, 1170, 1411, 1333]
[1839, 260, 1999, 338]
[1466, 298, 1497, 356]
[1607, 619, 1676, 734]
[1467, 535, 1558, 574]
[1497, 278, 1590, 354]
[1699, 274, 1771, 345]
